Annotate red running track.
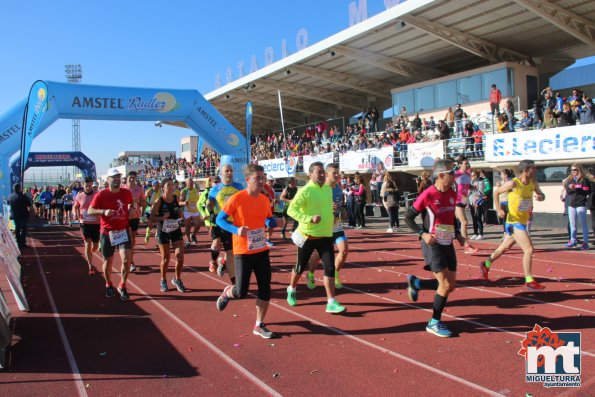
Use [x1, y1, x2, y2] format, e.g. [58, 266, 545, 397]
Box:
[0, 225, 593, 396]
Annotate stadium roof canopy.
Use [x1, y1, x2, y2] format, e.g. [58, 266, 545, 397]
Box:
[202, 0, 595, 134]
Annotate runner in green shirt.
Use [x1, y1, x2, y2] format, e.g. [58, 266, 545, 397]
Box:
[286, 161, 346, 314]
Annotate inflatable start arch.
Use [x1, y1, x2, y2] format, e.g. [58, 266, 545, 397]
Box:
[10, 151, 97, 187]
[0, 81, 250, 198]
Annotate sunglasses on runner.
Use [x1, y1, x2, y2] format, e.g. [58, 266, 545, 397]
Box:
[435, 170, 455, 176]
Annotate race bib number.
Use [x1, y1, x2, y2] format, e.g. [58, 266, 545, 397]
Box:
[518, 199, 532, 212]
[291, 229, 307, 248]
[108, 229, 129, 246]
[435, 224, 455, 246]
[82, 210, 98, 223]
[162, 218, 180, 233]
[247, 228, 266, 252]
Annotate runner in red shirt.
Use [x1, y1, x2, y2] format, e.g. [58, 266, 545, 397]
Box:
[74, 176, 100, 276]
[88, 168, 133, 301]
[215, 164, 284, 339]
[122, 171, 146, 272]
[404, 159, 465, 338]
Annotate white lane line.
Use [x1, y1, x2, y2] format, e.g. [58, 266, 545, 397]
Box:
[359, 236, 595, 270]
[44, 229, 283, 397]
[360, 247, 595, 315]
[268, 260, 595, 359]
[197, 271, 505, 397]
[32, 241, 88, 397]
[125, 279, 283, 397]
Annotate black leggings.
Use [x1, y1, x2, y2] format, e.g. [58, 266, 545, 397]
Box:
[281, 211, 298, 234]
[355, 200, 366, 227]
[232, 250, 271, 301]
[470, 203, 485, 236]
[294, 237, 335, 277]
[387, 205, 399, 228]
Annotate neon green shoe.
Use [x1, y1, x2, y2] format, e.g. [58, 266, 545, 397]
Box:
[326, 300, 346, 314]
[306, 272, 315, 290]
[286, 287, 297, 306]
[335, 271, 343, 290]
[144, 228, 150, 244]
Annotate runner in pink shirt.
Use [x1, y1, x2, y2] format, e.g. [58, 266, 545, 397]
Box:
[74, 177, 100, 275]
[122, 171, 146, 272]
[404, 158, 465, 338]
[454, 156, 478, 254]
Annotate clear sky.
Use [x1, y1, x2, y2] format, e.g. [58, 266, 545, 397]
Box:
[0, 0, 391, 178]
[1, 1, 592, 179]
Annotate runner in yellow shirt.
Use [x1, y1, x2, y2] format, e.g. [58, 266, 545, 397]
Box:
[179, 177, 202, 247]
[479, 159, 546, 290]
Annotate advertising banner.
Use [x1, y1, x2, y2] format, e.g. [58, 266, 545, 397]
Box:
[408, 140, 445, 167]
[302, 152, 334, 173]
[339, 146, 394, 172]
[258, 157, 297, 179]
[485, 126, 595, 162]
[20, 81, 49, 177]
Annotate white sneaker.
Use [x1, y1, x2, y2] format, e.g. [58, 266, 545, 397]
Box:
[476, 235, 484, 240]
[470, 235, 478, 240]
[386, 228, 393, 233]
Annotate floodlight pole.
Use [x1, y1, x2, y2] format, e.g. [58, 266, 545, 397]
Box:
[277, 90, 288, 157]
[65, 64, 82, 180]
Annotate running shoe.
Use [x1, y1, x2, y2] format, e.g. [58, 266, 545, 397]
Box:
[184, 241, 191, 248]
[386, 227, 393, 233]
[479, 261, 490, 281]
[216, 285, 233, 311]
[130, 262, 136, 272]
[464, 245, 478, 254]
[160, 279, 169, 292]
[266, 239, 275, 247]
[286, 287, 297, 306]
[172, 278, 187, 293]
[476, 235, 484, 240]
[406, 274, 419, 302]
[426, 320, 453, 338]
[325, 300, 346, 314]
[306, 272, 316, 290]
[580, 243, 589, 250]
[565, 241, 577, 248]
[208, 260, 217, 273]
[191, 234, 198, 243]
[525, 280, 545, 291]
[144, 229, 150, 244]
[118, 287, 130, 302]
[253, 323, 276, 339]
[470, 235, 478, 240]
[105, 285, 116, 298]
[216, 257, 226, 277]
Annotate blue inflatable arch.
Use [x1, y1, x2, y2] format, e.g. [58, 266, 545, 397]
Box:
[10, 151, 97, 187]
[0, 81, 249, 198]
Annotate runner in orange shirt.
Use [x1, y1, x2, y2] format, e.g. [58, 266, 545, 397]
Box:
[215, 164, 284, 339]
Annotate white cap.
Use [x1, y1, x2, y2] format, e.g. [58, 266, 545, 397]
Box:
[107, 168, 122, 177]
[267, 174, 275, 181]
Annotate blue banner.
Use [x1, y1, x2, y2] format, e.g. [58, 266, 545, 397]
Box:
[10, 151, 97, 187]
[197, 137, 204, 160]
[20, 81, 49, 178]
